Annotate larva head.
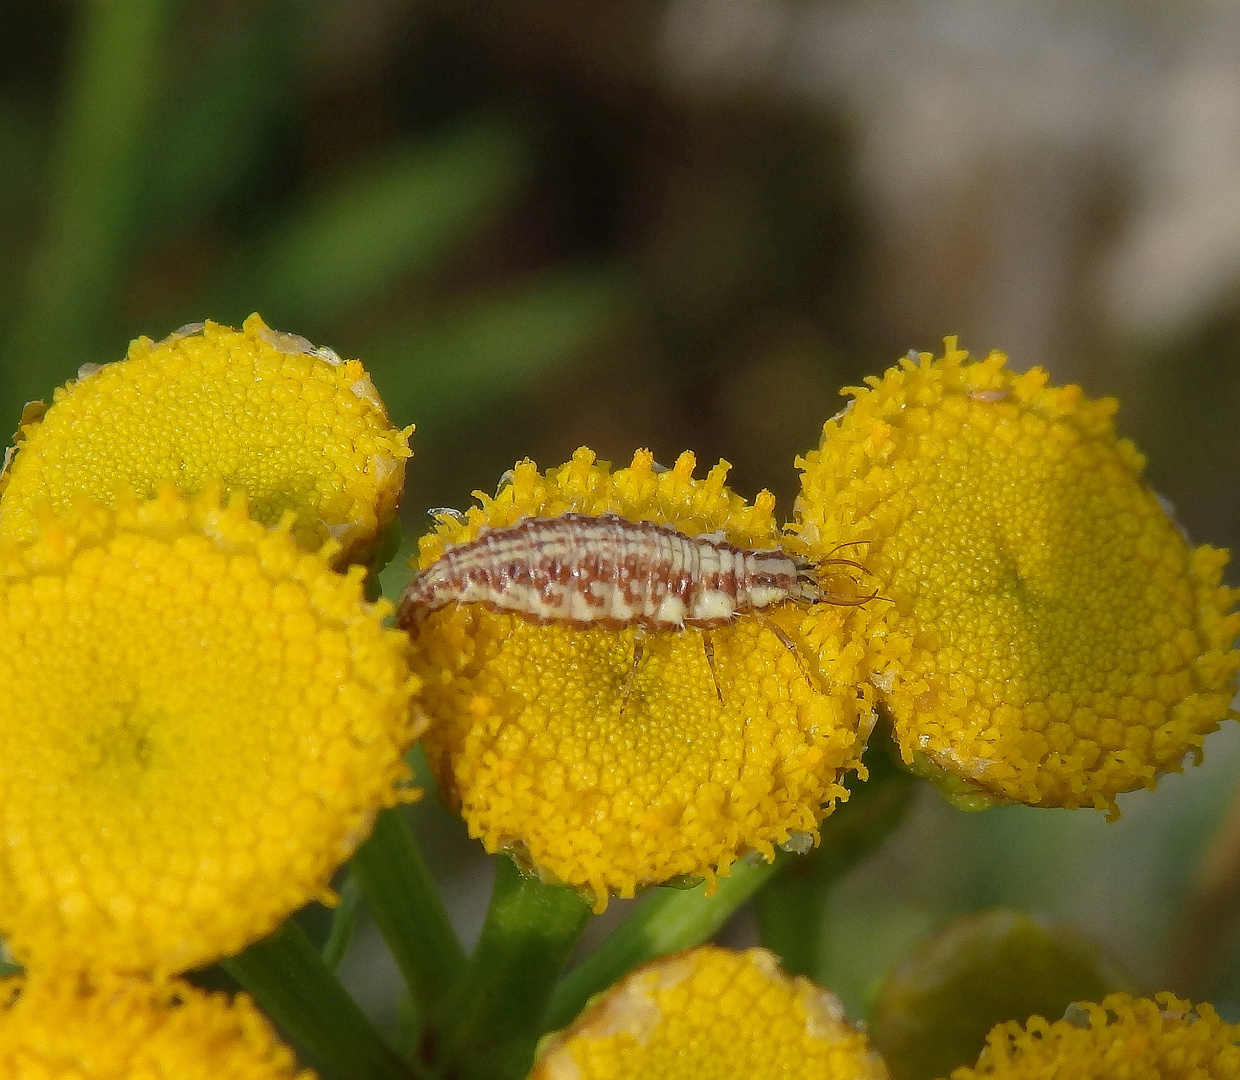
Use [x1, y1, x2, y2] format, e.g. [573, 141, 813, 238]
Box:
[396, 568, 439, 628]
[791, 554, 875, 607]
[790, 559, 826, 604]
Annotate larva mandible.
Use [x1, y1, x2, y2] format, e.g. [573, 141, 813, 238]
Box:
[397, 512, 867, 633]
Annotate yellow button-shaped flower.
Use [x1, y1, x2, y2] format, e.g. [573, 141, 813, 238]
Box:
[0, 972, 314, 1079]
[531, 945, 889, 1080]
[0, 487, 421, 974]
[0, 315, 412, 566]
[407, 447, 876, 910]
[952, 992, 1240, 1079]
[793, 341, 1240, 812]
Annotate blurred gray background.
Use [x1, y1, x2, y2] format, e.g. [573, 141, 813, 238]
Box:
[4, 0, 1239, 1030]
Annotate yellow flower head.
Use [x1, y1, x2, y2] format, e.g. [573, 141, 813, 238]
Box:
[0, 972, 314, 1079]
[531, 945, 889, 1080]
[793, 341, 1240, 813]
[407, 447, 875, 910]
[0, 487, 421, 974]
[952, 992, 1240, 1080]
[0, 314, 412, 566]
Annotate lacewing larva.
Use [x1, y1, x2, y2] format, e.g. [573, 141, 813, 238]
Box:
[398, 512, 868, 630]
[398, 512, 874, 707]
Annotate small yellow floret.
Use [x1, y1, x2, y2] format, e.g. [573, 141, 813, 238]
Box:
[531, 945, 889, 1080]
[0, 314, 412, 565]
[0, 972, 314, 1079]
[951, 992, 1240, 1080]
[408, 448, 874, 910]
[793, 340, 1240, 812]
[0, 487, 421, 974]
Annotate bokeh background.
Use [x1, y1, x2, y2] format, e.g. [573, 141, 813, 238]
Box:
[4, 0, 1240, 1034]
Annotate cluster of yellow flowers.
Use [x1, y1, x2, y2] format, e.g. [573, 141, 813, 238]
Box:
[0, 973, 313, 1079]
[951, 991, 1240, 1080]
[526, 947, 1240, 1080]
[409, 340, 1238, 905]
[401, 336, 1236, 1079]
[0, 317, 418, 1073]
[0, 313, 1237, 1077]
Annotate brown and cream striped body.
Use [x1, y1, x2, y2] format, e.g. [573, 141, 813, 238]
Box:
[397, 513, 826, 631]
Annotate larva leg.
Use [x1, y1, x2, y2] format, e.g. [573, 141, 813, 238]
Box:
[618, 627, 648, 716]
[756, 614, 816, 690]
[701, 630, 722, 703]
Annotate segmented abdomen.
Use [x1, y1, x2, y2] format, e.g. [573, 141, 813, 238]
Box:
[397, 513, 799, 631]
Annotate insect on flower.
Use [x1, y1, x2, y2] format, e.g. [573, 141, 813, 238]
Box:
[397, 513, 873, 695]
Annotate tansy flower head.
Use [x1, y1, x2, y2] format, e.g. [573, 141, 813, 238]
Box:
[530, 945, 889, 1080]
[406, 447, 875, 911]
[793, 340, 1240, 813]
[0, 314, 412, 566]
[0, 487, 421, 974]
[0, 972, 313, 1079]
[951, 992, 1240, 1079]
[870, 909, 1135, 1080]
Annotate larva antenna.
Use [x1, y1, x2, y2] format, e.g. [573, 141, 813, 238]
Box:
[792, 546, 881, 607]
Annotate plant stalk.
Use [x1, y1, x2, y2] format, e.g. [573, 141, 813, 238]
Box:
[438, 856, 593, 1080]
[543, 856, 779, 1032]
[223, 918, 418, 1080]
[351, 807, 467, 1022]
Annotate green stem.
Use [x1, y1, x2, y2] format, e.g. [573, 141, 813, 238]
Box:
[543, 856, 779, 1032]
[223, 919, 418, 1080]
[755, 733, 919, 980]
[4, 0, 173, 412]
[321, 870, 363, 971]
[392, 993, 421, 1061]
[439, 857, 593, 1080]
[351, 807, 467, 1018]
[752, 868, 830, 980]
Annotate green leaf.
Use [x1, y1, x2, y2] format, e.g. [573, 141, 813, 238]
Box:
[903, 747, 1012, 812]
[360, 268, 628, 429]
[376, 535, 418, 605]
[2, 0, 174, 415]
[365, 516, 404, 601]
[0, 102, 44, 336]
[0, 943, 20, 979]
[869, 909, 1137, 1080]
[136, 2, 303, 233]
[234, 120, 529, 325]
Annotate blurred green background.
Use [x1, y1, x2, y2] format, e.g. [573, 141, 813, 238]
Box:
[4, 0, 1239, 1035]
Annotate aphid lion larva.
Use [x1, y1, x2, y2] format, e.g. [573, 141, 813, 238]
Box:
[397, 512, 869, 639]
